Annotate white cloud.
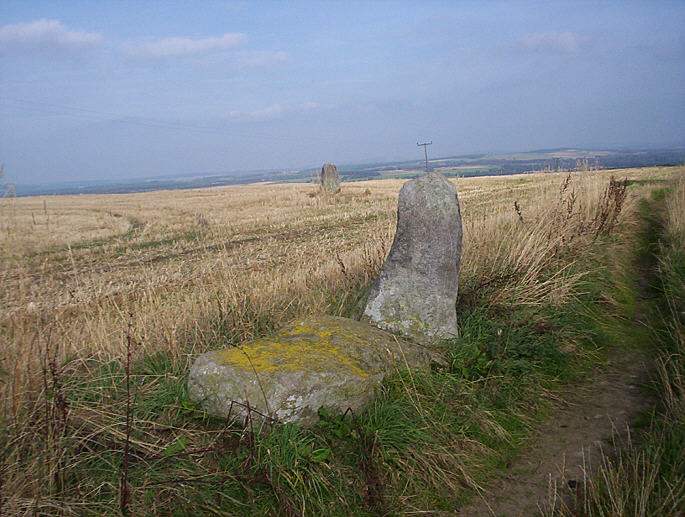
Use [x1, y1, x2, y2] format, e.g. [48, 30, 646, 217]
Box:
[121, 33, 247, 59]
[0, 19, 102, 56]
[247, 104, 287, 119]
[233, 50, 288, 69]
[515, 32, 590, 53]
[297, 102, 321, 110]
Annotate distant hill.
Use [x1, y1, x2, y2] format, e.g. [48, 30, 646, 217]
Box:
[14, 147, 685, 197]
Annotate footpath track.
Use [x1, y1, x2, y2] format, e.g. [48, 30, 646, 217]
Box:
[458, 348, 653, 516]
[458, 191, 667, 517]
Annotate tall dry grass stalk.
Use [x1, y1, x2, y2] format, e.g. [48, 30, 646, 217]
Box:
[665, 172, 685, 236]
[460, 172, 633, 307]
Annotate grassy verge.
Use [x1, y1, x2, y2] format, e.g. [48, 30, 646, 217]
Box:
[6, 265, 620, 516]
[0, 171, 678, 515]
[558, 181, 685, 516]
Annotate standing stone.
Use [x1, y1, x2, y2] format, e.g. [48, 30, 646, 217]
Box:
[364, 172, 462, 341]
[320, 163, 340, 193]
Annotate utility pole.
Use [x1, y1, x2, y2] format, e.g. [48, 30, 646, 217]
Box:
[417, 141, 432, 172]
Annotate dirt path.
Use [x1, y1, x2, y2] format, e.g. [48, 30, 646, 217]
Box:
[458, 347, 654, 516]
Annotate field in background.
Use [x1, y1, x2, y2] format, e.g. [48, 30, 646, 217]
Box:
[13, 147, 685, 197]
[2, 167, 673, 364]
[1, 166, 682, 515]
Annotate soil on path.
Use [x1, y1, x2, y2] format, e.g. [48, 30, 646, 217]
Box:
[458, 347, 653, 516]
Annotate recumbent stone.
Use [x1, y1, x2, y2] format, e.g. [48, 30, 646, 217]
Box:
[188, 316, 433, 426]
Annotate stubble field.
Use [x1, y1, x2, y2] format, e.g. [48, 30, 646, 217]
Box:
[2, 168, 667, 366]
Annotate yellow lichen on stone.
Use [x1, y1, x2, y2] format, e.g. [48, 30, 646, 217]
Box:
[216, 320, 370, 378]
[188, 315, 434, 425]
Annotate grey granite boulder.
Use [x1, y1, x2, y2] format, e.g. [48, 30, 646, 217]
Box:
[320, 163, 340, 193]
[364, 172, 462, 341]
[188, 315, 433, 426]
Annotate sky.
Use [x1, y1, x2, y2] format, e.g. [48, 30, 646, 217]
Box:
[1, 1, 684, 185]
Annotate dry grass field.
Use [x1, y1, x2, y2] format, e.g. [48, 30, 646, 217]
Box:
[0, 166, 682, 515]
[2, 168, 671, 363]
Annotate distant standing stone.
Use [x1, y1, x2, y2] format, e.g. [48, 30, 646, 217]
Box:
[364, 172, 462, 341]
[320, 163, 340, 193]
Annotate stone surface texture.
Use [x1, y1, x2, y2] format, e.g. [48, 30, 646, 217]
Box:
[320, 163, 340, 193]
[364, 172, 462, 341]
[188, 315, 433, 425]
